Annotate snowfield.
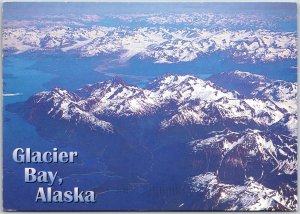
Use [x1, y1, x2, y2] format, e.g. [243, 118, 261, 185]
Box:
[3, 25, 297, 64]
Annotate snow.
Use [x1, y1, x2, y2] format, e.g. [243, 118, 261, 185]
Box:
[33, 88, 114, 132]
[190, 172, 296, 211]
[28, 71, 297, 134]
[189, 127, 297, 176]
[61, 38, 94, 52]
[3, 25, 297, 64]
[244, 98, 284, 124]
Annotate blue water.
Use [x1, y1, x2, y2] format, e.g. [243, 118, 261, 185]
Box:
[3, 52, 297, 210]
[3, 54, 109, 210]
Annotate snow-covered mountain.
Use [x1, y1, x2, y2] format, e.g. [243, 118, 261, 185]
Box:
[190, 129, 297, 179]
[11, 71, 296, 211]
[4, 11, 294, 31]
[189, 172, 296, 211]
[21, 72, 295, 132]
[208, 70, 271, 96]
[112, 12, 295, 31]
[3, 25, 297, 64]
[24, 87, 114, 132]
[208, 71, 297, 135]
[78, 77, 158, 116]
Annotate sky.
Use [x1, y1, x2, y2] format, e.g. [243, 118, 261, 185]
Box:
[3, 2, 297, 20]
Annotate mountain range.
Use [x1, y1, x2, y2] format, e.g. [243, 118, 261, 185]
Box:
[3, 25, 297, 64]
[7, 70, 297, 211]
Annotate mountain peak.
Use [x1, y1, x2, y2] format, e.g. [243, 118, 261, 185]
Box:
[225, 70, 268, 81]
[149, 74, 202, 90]
[52, 87, 69, 95]
[110, 76, 127, 86]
